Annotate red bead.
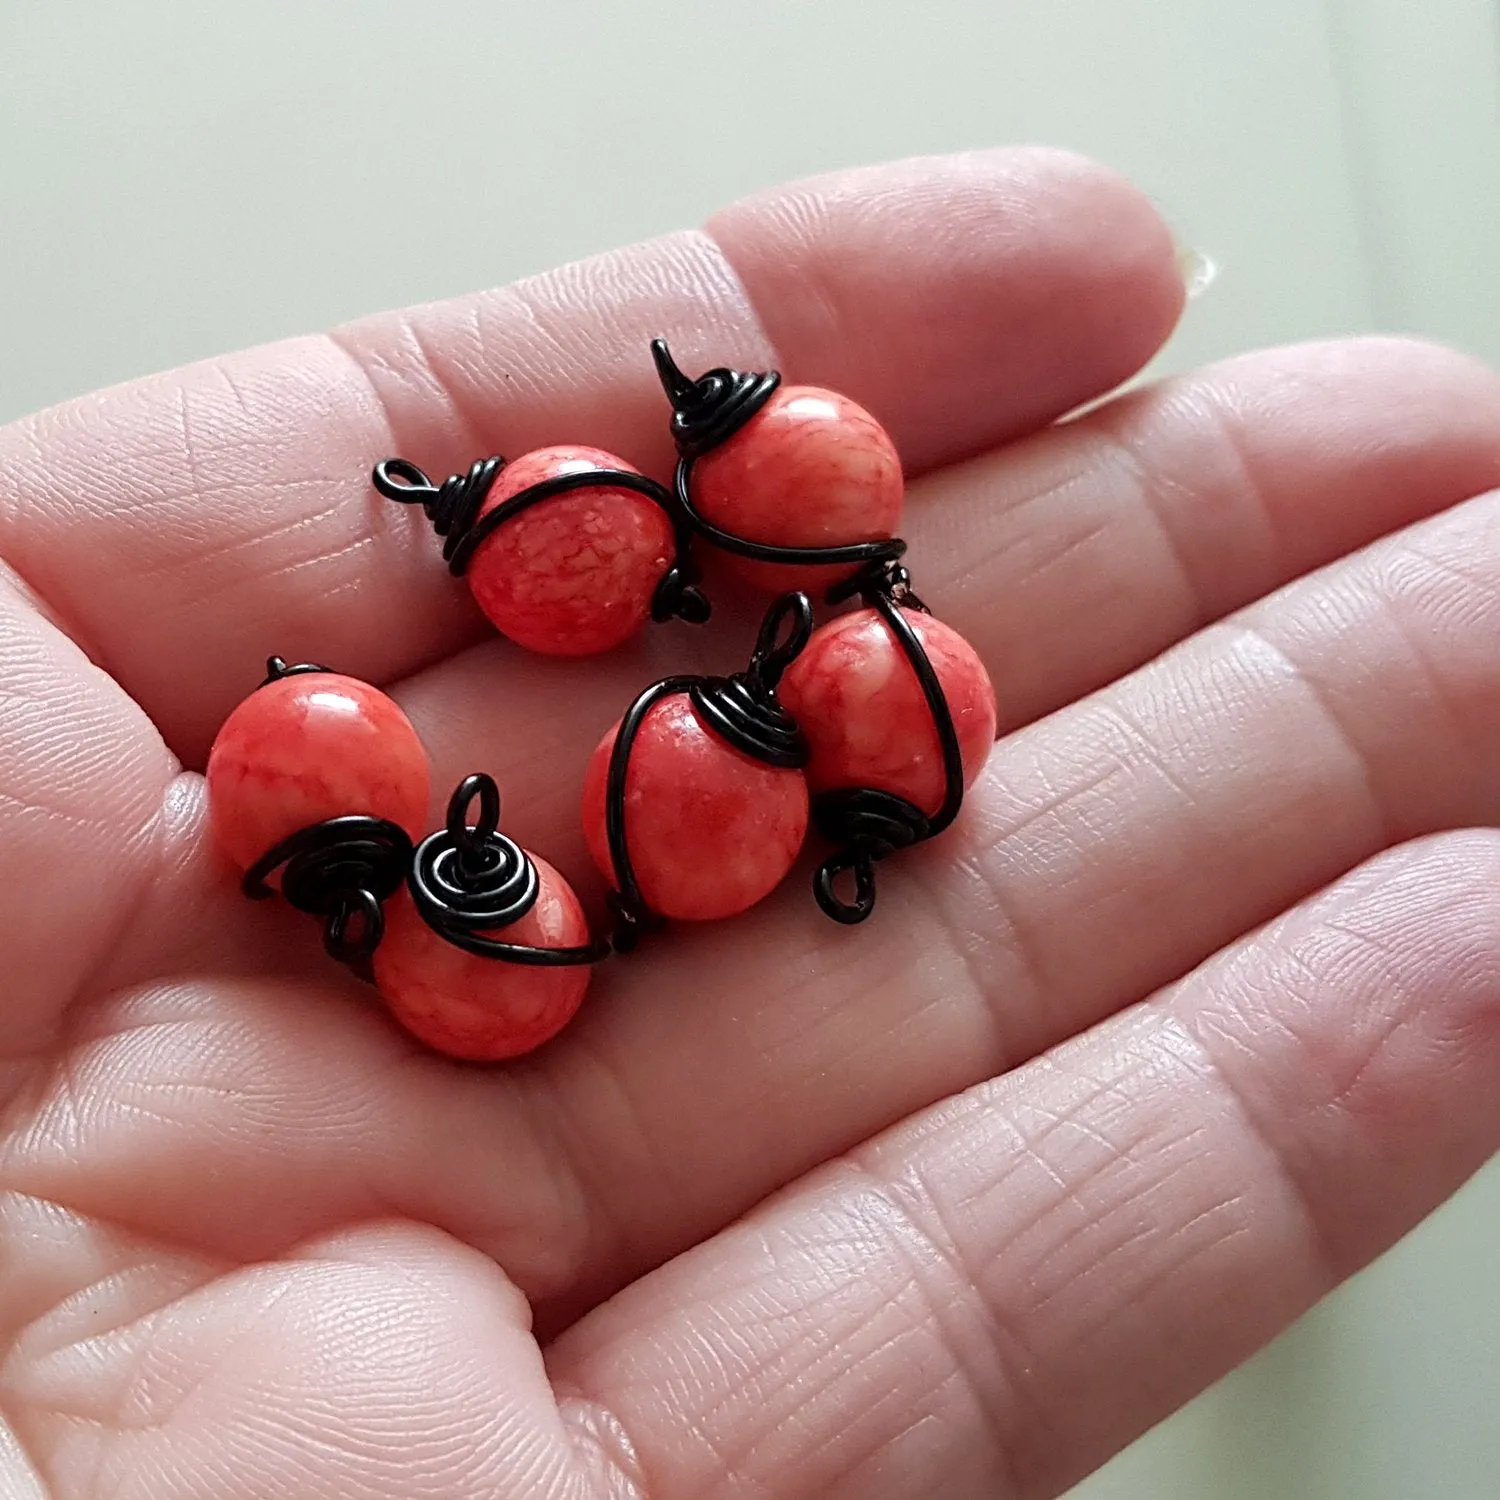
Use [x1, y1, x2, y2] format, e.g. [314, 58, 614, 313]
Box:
[778, 609, 997, 816]
[690, 387, 903, 594]
[467, 445, 675, 655]
[371, 856, 592, 1061]
[581, 692, 809, 921]
[206, 672, 430, 872]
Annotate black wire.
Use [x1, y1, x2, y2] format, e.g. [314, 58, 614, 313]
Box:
[260, 656, 332, 686]
[602, 675, 696, 954]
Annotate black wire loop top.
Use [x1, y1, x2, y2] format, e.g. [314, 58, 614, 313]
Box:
[260, 656, 332, 687]
[688, 590, 813, 769]
[650, 338, 782, 458]
[372, 455, 503, 568]
[603, 591, 815, 952]
[408, 773, 609, 966]
[808, 565, 967, 926]
[242, 815, 414, 974]
[371, 454, 709, 623]
[650, 337, 908, 589]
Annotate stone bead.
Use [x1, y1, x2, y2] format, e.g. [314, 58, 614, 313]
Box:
[372, 855, 592, 1061]
[468, 445, 675, 655]
[581, 692, 809, 922]
[206, 672, 430, 872]
[778, 608, 997, 816]
[689, 386, 904, 594]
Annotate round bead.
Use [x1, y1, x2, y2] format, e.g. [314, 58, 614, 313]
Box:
[689, 387, 904, 594]
[778, 609, 997, 816]
[467, 445, 675, 655]
[581, 692, 809, 921]
[206, 672, 430, 872]
[372, 855, 592, 1061]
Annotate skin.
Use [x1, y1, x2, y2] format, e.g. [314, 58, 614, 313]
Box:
[0, 146, 1498, 1499]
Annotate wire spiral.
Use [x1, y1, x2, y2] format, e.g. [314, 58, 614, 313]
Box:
[650, 338, 783, 458]
[811, 791, 931, 925]
[372, 455, 503, 566]
[409, 774, 609, 966]
[688, 589, 812, 768]
[242, 815, 414, 972]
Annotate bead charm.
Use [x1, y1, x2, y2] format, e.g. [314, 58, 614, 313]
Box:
[374, 775, 607, 1060]
[650, 339, 906, 595]
[780, 604, 997, 816]
[208, 657, 430, 875]
[582, 592, 814, 947]
[780, 570, 996, 922]
[373, 445, 708, 655]
[207, 657, 430, 965]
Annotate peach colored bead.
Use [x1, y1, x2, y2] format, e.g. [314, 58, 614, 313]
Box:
[373, 856, 591, 1061]
[689, 387, 904, 594]
[206, 673, 430, 873]
[778, 608, 997, 816]
[468, 445, 675, 655]
[581, 692, 809, 922]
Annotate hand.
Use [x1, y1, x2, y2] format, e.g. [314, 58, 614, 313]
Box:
[1, 147, 1497, 1500]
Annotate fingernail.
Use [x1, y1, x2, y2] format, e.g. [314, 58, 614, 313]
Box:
[1176, 245, 1218, 301]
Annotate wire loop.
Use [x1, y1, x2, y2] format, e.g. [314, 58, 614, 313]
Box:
[408, 773, 609, 966]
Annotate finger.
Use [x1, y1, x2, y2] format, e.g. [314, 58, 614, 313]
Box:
[546, 832, 1500, 1500]
[708, 147, 1175, 470]
[0, 148, 1180, 762]
[0, 571, 175, 1073]
[911, 335, 1500, 730]
[3, 1218, 567, 1500]
[11, 838, 1493, 1498]
[47, 481, 1500, 1323]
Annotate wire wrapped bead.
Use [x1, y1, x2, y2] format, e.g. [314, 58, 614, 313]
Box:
[582, 592, 815, 946]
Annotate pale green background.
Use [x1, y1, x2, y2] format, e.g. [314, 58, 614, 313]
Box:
[2, 2, 1499, 1495]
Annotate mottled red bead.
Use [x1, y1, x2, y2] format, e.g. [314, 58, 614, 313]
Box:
[690, 387, 904, 593]
[467, 445, 675, 655]
[779, 609, 997, 816]
[581, 692, 809, 921]
[372, 856, 591, 1061]
[206, 672, 430, 872]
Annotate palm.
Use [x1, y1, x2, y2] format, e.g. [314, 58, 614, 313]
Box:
[2, 148, 1499, 1500]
